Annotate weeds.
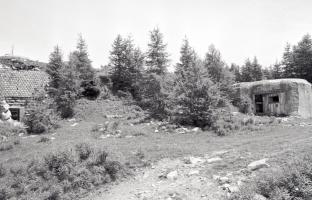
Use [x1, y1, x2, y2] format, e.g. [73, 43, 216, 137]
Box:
[230, 154, 312, 200]
[0, 144, 123, 199]
[0, 142, 13, 151]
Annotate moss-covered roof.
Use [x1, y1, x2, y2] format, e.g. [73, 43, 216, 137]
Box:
[0, 70, 49, 98]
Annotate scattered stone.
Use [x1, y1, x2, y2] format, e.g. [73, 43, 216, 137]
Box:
[228, 185, 239, 193]
[192, 127, 200, 132]
[253, 194, 267, 200]
[207, 157, 222, 163]
[100, 134, 111, 139]
[185, 156, 205, 165]
[71, 123, 78, 127]
[213, 175, 221, 180]
[248, 159, 270, 171]
[188, 169, 200, 176]
[211, 150, 229, 157]
[219, 176, 230, 184]
[220, 183, 231, 190]
[166, 170, 178, 180]
[0, 135, 8, 142]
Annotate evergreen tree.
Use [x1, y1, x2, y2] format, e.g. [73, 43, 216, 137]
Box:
[109, 35, 143, 97]
[292, 34, 312, 82]
[46, 46, 64, 96]
[173, 40, 223, 127]
[282, 34, 312, 82]
[46, 46, 79, 118]
[240, 57, 263, 82]
[204, 45, 224, 83]
[230, 63, 241, 82]
[251, 57, 263, 81]
[70, 35, 95, 81]
[146, 28, 169, 75]
[271, 62, 283, 79]
[282, 43, 295, 78]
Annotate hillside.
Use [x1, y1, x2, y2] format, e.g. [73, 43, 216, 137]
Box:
[0, 55, 46, 70]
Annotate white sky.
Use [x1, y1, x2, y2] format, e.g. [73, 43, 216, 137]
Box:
[0, 0, 312, 68]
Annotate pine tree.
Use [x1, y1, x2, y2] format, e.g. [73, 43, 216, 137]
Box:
[293, 34, 312, 82]
[70, 35, 95, 81]
[204, 45, 224, 83]
[109, 35, 143, 97]
[271, 62, 283, 79]
[173, 40, 223, 127]
[282, 43, 295, 78]
[240, 57, 263, 82]
[230, 63, 241, 82]
[46, 46, 64, 96]
[146, 28, 169, 75]
[251, 57, 263, 81]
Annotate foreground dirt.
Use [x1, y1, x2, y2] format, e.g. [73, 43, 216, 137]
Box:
[83, 119, 312, 200]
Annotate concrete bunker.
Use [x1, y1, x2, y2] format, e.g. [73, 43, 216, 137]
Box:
[235, 79, 312, 118]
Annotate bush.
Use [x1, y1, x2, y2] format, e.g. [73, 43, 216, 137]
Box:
[38, 136, 51, 143]
[231, 154, 312, 200]
[24, 99, 59, 134]
[0, 122, 25, 137]
[0, 146, 122, 199]
[80, 80, 101, 100]
[0, 142, 13, 151]
[75, 143, 93, 161]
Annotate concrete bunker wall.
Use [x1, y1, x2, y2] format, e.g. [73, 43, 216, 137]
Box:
[298, 83, 312, 118]
[235, 79, 312, 117]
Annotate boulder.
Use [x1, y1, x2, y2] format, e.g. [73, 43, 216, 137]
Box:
[253, 194, 267, 200]
[166, 170, 178, 180]
[248, 159, 269, 171]
[207, 157, 222, 163]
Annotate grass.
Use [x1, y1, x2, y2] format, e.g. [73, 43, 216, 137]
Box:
[230, 153, 312, 200]
[1, 99, 312, 199]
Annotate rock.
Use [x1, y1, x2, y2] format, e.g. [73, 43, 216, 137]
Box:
[192, 127, 200, 132]
[100, 134, 111, 139]
[253, 194, 267, 200]
[166, 170, 178, 180]
[248, 159, 270, 171]
[213, 175, 221, 180]
[188, 169, 199, 176]
[219, 176, 230, 184]
[71, 123, 78, 127]
[211, 150, 229, 157]
[185, 156, 204, 165]
[154, 129, 159, 133]
[220, 183, 231, 190]
[68, 118, 76, 122]
[228, 186, 239, 193]
[207, 157, 222, 163]
[18, 132, 24, 137]
[0, 135, 8, 142]
[50, 137, 55, 140]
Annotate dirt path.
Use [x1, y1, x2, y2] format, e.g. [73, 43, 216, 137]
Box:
[84, 150, 249, 200]
[83, 121, 312, 200]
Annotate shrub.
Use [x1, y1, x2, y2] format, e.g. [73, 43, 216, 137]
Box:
[75, 143, 93, 161]
[231, 154, 312, 200]
[0, 145, 123, 199]
[0, 164, 6, 178]
[38, 136, 51, 143]
[0, 142, 13, 151]
[80, 80, 101, 100]
[0, 122, 26, 137]
[24, 99, 59, 134]
[237, 94, 253, 114]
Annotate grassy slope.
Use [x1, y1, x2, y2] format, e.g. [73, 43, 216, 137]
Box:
[1, 99, 312, 198]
